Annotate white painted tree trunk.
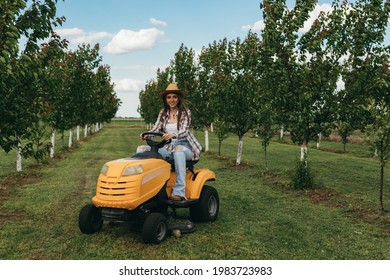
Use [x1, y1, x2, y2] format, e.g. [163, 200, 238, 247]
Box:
[300, 141, 308, 162]
[280, 127, 284, 140]
[68, 129, 73, 148]
[50, 130, 56, 158]
[316, 133, 322, 149]
[16, 136, 22, 172]
[236, 137, 244, 165]
[84, 124, 88, 137]
[76, 126, 80, 141]
[210, 123, 214, 133]
[95, 122, 99, 132]
[204, 128, 209, 152]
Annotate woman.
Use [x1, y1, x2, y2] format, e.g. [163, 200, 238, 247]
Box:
[138, 83, 202, 201]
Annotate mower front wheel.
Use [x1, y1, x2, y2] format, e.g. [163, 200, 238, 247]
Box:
[79, 204, 103, 234]
[142, 213, 168, 244]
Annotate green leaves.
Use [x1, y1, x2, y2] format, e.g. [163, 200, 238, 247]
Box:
[0, 1, 119, 164]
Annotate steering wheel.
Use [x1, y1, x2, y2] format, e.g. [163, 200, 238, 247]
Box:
[141, 131, 171, 149]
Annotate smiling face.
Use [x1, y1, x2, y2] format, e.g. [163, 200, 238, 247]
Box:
[165, 93, 179, 110]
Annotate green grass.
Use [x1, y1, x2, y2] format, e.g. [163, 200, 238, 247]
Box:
[110, 117, 145, 126]
[0, 124, 389, 260]
[0, 127, 98, 178]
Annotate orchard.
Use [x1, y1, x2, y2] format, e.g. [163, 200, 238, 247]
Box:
[138, 0, 390, 214]
[0, 0, 121, 171]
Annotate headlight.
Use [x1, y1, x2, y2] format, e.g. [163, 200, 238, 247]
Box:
[122, 165, 144, 176]
[100, 165, 109, 176]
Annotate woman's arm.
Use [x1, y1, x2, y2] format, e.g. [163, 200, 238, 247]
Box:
[175, 110, 191, 139]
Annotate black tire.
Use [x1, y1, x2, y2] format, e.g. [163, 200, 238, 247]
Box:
[190, 185, 219, 222]
[79, 204, 103, 234]
[142, 213, 168, 244]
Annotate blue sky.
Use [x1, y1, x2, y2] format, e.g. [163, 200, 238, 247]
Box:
[54, 0, 389, 117]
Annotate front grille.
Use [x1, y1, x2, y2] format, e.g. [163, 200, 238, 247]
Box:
[96, 179, 138, 199]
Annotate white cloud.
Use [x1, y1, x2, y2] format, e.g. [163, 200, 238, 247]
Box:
[242, 20, 265, 31]
[337, 78, 345, 92]
[242, 4, 333, 33]
[113, 78, 144, 92]
[299, 4, 333, 33]
[56, 28, 112, 45]
[104, 28, 164, 54]
[56, 27, 84, 37]
[150, 18, 167, 27]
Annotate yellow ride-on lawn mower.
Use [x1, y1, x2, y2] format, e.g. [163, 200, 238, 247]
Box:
[78, 132, 219, 244]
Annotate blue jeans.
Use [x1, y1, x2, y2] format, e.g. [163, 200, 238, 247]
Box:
[136, 140, 193, 197]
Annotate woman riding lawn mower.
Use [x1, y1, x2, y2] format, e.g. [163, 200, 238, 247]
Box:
[78, 132, 219, 244]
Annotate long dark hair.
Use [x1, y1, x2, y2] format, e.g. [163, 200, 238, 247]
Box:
[161, 93, 189, 130]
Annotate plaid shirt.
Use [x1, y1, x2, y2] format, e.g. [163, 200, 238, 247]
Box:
[150, 109, 202, 160]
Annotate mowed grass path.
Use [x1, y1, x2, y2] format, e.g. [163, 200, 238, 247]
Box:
[0, 124, 389, 260]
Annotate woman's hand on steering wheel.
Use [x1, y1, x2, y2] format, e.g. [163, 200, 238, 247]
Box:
[140, 131, 171, 148]
[162, 133, 174, 141]
[139, 133, 145, 140]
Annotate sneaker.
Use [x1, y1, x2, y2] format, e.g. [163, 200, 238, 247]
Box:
[170, 195, 187, 201]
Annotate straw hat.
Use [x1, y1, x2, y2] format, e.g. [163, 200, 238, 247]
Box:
[159, 82, 186, 98]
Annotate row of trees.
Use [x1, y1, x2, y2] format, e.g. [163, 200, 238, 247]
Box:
[1, 1, 121, 171]
[138, 0, 389, 213]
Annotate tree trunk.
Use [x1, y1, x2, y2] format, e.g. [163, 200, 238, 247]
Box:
[50, 130, 56, 158]
[218, 140, 222, 156]
[236, 136, 244, 165]
[317, 133, 322, 149]
[68, 129, 73, 148]
[280, 127, 284, 140]
[264, 143, 268, 171]
[84, 124, 88, 138]
[380, 161, 385, 215]
[204, 128, 209, 152]
[76, 125, 80, 141]
[16, 135, 22, 172]
[300, 140, 308, 162]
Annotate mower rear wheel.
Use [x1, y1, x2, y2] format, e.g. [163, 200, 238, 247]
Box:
[79, 204, 103, 234]
[142, 213, 168, 244]
[190, 185, 219, 222]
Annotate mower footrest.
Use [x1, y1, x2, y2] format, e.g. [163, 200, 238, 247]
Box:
[164, 199, 199, 208]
